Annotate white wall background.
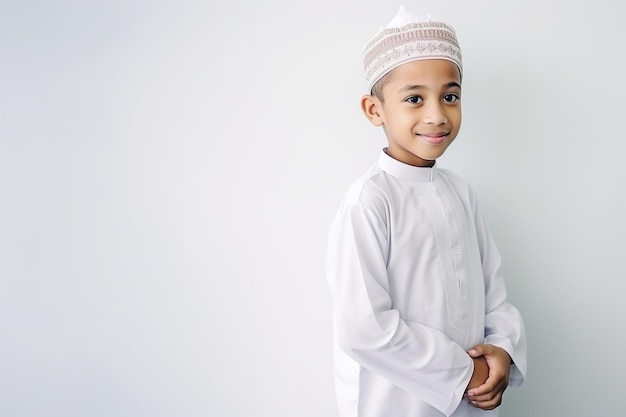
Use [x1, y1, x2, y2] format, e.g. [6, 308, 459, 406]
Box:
[1, 1, 625, 416]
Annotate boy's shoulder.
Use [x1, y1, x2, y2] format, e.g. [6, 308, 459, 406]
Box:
[341, 162, 388, 209]
[436, 167, 476, 197]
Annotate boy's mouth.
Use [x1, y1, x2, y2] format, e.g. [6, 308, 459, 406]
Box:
[417, 132, 449, 145]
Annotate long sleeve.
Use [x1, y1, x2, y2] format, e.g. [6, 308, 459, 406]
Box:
[326, 198, 473, 417]
[471, 193, 528, 386]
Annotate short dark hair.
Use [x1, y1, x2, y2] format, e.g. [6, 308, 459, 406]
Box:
[371, 70, 394, 102]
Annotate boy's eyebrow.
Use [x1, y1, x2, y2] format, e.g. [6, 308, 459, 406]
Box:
[398, 81, 462, 93]
[399, 85, 425, 92]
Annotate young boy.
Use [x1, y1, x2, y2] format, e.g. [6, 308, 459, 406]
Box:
[325, 6, 527, 417]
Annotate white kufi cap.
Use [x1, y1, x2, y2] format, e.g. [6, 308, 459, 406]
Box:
[363, 6, 463, 92]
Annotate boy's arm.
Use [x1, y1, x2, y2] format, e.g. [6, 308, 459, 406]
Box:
[326, 200, 473, 417]
[471, 191, 527, 386]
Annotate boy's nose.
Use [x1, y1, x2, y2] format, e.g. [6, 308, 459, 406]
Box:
[422, 102, 447, 125]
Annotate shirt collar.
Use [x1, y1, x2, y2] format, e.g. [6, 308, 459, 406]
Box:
[377, 149, 437, 182]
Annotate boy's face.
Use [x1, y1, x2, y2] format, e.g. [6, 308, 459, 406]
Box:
[362, 59, 462, 167]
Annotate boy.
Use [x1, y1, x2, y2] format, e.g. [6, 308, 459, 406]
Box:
[325, 6, 527, 417]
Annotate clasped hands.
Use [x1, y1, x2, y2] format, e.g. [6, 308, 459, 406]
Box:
[464, 344, 511, 410]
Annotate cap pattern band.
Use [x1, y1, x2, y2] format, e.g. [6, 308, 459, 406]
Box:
[363, 20, 462, 92]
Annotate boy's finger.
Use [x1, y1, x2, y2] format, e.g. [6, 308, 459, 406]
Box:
[469, 392, 503, 410]
[467, 344, 491, 357]
[468, 389, 497, 402]
[466, 382, 493, 397]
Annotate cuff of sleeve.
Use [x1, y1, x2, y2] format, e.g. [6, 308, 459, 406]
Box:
[441, 355, 474, 417]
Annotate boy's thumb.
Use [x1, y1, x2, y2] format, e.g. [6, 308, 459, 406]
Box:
[467, 346, 481, 357]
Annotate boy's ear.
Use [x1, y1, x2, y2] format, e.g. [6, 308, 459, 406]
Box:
[360, 94, 384, 126]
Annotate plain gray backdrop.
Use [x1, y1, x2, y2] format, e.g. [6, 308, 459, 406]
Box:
[2, 1, 625, 416]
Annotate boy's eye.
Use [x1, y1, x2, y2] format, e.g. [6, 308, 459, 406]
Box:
[443, 93, 460, 103]
[405, 96, 422, 104]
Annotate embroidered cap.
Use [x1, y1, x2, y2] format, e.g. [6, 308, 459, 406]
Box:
[363, 6, 462, 92]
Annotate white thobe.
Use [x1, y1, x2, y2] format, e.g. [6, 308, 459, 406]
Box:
[326, 151, 526, 417]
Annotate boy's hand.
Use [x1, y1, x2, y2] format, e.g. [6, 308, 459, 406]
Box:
[465, 344, 511, 410]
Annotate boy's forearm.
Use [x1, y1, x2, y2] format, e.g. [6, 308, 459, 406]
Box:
[466, 356, 488, 391]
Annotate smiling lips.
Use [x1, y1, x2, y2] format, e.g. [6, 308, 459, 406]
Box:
[417, 132, 449, 145]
